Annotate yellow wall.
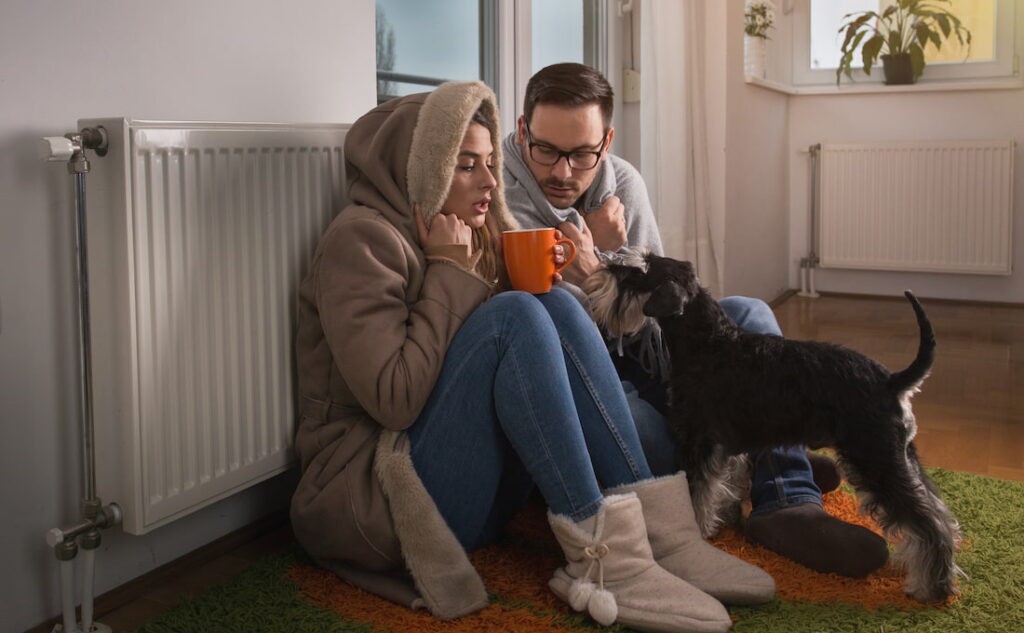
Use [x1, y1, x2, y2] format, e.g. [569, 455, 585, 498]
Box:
[876, 0, 993, 62]
[924, 0, 994, 62]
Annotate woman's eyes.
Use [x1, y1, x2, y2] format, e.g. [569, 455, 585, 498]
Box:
[458, 163, 496, 172]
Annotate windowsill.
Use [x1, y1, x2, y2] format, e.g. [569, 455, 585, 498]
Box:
[745, 74, 1024, 95]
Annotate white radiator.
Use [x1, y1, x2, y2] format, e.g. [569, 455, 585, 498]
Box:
[817, 140, 1014, 275]
[81, 119, 349, 534]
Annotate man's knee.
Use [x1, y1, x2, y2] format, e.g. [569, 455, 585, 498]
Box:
[719, 296, 782, 336]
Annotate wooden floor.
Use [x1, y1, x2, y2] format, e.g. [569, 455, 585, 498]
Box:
[36, 293, 1024, 632]
[773, 293, 1024, 481]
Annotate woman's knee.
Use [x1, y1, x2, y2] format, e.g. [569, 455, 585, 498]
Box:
[719, 296, 782, 336]
[485, 291, 545, 318]
[480, 291, 556, 337]
[535, 287, 594, 329]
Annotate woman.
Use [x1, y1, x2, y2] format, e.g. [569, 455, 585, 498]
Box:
[289, 82, 769, 633]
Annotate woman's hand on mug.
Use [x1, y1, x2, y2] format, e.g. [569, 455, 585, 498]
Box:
[415, 205, 472, 250]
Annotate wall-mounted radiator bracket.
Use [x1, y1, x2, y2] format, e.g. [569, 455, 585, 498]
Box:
[798, 144, 821, 298]
[42, 124, 118, 633]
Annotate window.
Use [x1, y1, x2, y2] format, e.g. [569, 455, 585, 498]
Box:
[375, 0, 485, 102]
[532, 0, 607, 73]
[793, 0, 1017, 85]
[375, 0, 609, 120]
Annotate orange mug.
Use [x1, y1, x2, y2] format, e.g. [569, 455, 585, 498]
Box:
[502, 228, 577, 294]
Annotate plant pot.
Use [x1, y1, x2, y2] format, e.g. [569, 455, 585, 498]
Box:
[881, 53, 915, 85]
[744, 35, 767, 79]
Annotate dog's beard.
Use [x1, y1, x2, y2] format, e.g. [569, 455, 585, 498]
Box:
[583, 269, 652, 337]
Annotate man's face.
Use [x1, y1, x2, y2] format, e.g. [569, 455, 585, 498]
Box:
[516, 103, 614, 209]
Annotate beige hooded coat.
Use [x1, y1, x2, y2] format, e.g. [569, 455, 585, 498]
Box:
[290, 82, 518, 619]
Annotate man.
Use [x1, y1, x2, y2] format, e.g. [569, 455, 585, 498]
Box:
[503, 62, 889, 578]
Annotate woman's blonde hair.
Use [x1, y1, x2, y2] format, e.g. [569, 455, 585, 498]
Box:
[468, 106, 501, 285]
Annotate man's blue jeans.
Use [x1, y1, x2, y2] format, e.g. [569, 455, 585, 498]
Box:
[626, 296, 822, 516]
[407, 288, 653, 551]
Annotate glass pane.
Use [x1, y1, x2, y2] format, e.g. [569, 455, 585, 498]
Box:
[810, 0, 995, 70]
[376, 0, 481, 100]
[532, 0, 585, 72]
[810, 0, 879, 70]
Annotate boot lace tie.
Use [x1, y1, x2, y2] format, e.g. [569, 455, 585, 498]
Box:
[567, 542, 617, 625]
[582, 543, 610, 590]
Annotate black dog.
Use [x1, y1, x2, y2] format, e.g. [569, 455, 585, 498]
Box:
[583, 252, 962, 603]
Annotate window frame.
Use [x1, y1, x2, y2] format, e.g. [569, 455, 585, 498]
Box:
[375, 0, 612, 132]
[791, 0, 1018, 86]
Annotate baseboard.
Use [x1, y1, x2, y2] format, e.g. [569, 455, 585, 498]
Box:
[769, 288, 798, 308]
[28, 511, 290, 633]
[789, 289, 1024, 309]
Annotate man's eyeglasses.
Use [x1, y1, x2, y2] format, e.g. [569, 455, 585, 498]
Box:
[524, 122, 607, 171]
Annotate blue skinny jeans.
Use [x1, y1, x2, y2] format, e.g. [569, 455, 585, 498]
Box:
[407, 288, 653, 551]
[624, 296, 822, 516]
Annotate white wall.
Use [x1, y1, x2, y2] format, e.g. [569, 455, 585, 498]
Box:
[0, 2, 375, 630]
[788, 89, 1024, 302]
[721, 2, 791, 300]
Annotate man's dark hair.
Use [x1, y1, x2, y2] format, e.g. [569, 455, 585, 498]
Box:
[523, 63, 614, 128]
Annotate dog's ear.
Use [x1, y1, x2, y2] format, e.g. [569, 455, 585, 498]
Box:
[642, 281, 685, 318]
[679, 260, 702, 295]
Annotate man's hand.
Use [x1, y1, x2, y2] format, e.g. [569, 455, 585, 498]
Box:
[584, 195, 626, 252]
[557, 221, 602, 286]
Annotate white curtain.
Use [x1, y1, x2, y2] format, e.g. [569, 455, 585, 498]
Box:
[639, 0, 722, 295]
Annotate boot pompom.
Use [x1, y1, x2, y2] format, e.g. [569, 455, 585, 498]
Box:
[587, 588, 618, 625]
[568, 578, 595, 611]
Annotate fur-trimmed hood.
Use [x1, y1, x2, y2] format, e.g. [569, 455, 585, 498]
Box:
[344, 82, 517, 243]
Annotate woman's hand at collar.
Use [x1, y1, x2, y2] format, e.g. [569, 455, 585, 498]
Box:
[415, 204, 473, 250]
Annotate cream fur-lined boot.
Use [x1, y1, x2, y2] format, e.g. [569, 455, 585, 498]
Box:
[548, 493, 732, 633]
[607, 473, 775, 605]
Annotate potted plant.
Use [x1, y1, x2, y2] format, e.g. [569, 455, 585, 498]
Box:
[835, 0, 972, 86]
[744, 0, 776, 78]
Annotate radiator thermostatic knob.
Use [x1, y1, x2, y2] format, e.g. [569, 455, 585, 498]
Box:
[40, 136, 77, 162]
[46, 527, 65, 547]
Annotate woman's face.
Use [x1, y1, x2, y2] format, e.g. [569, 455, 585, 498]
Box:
[439, 122, 497, 229]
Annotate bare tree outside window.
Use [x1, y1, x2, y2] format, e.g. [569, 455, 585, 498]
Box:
[376, 6, 396, 101]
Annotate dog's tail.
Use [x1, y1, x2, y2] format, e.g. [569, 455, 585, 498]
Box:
[888, 291, 935, 394]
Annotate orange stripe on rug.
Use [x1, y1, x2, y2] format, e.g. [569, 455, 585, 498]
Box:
[289, 486, 958, 631]
[289, 564, 580, 633]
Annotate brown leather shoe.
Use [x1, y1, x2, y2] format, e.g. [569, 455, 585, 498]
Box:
[745, 502, 889, 578]
[806, 452, 841, 494]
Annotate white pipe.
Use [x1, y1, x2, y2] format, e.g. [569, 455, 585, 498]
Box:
[797, 259, 819, 298]
[60, 559, 78, 633]
[81, 547, 95, 632]
[808, 266, 819, 297]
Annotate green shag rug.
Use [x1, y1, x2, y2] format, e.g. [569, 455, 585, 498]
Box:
[129, 469, 1024, 633]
